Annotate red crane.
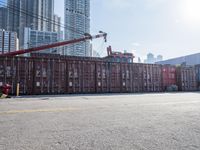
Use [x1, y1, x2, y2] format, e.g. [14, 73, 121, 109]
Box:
[0, 32, 107, 57]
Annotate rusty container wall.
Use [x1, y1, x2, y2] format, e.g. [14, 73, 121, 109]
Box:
[132, 63, 143, 93]
[82, 61, 96, 93]
[108, 62, 121, 93]
[95, 61, 110, 93]
[16, 57, 33, 95]
[50, 59, 66, 94]
[162, 65, 176, 91]
[66, 60, 83, 94]
[176, 66, 197, 91]
[0, 57, 33, 95]
[33, 58, 51, 94]
[195, 65, 200, 90]
[0, 57, 17, 94]
[142, 64, 162, 92]
[121, 63, 133, 93]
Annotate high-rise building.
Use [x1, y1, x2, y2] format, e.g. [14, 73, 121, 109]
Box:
[0, 29, 18, 54]
[53, 14, 61, 33]
[7, 0, 54, 48]
[157, 55, 163, 62]
[24, 27, 58, 54]
[0, 7, 8, 30]
[53, 14, 63, 41]
[144, 53, 163, 64]
[64, 0, 90, 56]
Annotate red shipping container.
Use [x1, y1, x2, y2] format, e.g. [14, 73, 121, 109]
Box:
[162, 65, 177, 91]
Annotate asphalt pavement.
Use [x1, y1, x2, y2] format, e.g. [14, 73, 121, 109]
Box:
[0, 93, 200, 150]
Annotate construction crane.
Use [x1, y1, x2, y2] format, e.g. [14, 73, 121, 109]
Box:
[0, 32, 107, 57]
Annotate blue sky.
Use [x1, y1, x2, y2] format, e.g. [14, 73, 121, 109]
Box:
[55, 0, 200, 61]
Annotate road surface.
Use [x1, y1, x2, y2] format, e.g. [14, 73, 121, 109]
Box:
[0, 93, 200, 150]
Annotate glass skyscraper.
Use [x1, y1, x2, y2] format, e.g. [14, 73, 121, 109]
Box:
[7, 0, 54, 48]
[0, 0, 8, 30]
[64, 0, 90, 56]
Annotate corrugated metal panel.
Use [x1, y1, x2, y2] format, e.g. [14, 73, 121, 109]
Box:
[121, 63, 133, 93]
[51, 58, 66, 94]
[16, 57, 33, 94]
[33, 58, 51, 94]
[109, 62, 121, 93]
[95, 62, 109, 93]
[142, 64, 162, 92]
[0, 57, 17, 94]
[66, 60, 83, 94]
[82, 61, 96, 93]
[132, 63, 143, 92]
[176, 66, 197, 91]
[162, 65, 177, 91]
[0, 57, 33, 95]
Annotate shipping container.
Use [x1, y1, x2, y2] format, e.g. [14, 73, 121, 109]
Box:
[16, 57, 33, 94]
[142, 64, 162, 92]
[95, 61, 110, 93]
[50, 58, 66, 94]
[33, 58, 52, 94]
[121, 63, 133, 93]
[132, 63, 143, 92]
[162, 65, 177, 91]
[176, 66, 197, 91]
[0, 57, 17, 94]
[108, 62, 121, 93]
[82, 61, 96, 93]
[66, 60, 83, 94]
[0, 57, 33, 95]
[0, 56, 199, 95]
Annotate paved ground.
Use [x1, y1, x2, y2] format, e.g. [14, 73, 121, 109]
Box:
[0, 93, 200, 150]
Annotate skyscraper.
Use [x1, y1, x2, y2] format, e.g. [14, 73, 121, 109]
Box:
[7, 0, 54, 48]
[64, 0, 90, 56]
[0, 7, 8, 30]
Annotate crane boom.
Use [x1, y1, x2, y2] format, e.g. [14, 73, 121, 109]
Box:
[0, 32, 107, 57]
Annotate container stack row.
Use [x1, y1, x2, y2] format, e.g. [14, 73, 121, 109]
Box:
[0, 56, 199, 95]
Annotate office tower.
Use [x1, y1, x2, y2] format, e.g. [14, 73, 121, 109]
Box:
[7, 0, 54, 48]
[0, 7, 8, 30]
[53, 14, 61, 33]
[64, 0, 90, 56]
[0, 29, 18, 54]
[24, 27, 58, 54]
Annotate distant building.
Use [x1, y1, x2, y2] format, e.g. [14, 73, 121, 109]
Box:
[144, 53, 163, 64]
[0, 29, 18, 54]
[64, 0, 90, 57]
[7, 0, 54, 48]
[157, 55, 163, 62]
[0, 6, 7, 30]
[53, 14, 61, 33]
[53, 14, 63, 42]
[138, 57, 141, 63]
[156, 53, 200, 66]
[24, 28, 58, 54]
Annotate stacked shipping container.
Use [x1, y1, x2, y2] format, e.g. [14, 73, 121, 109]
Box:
[0, 56, 199, 95]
